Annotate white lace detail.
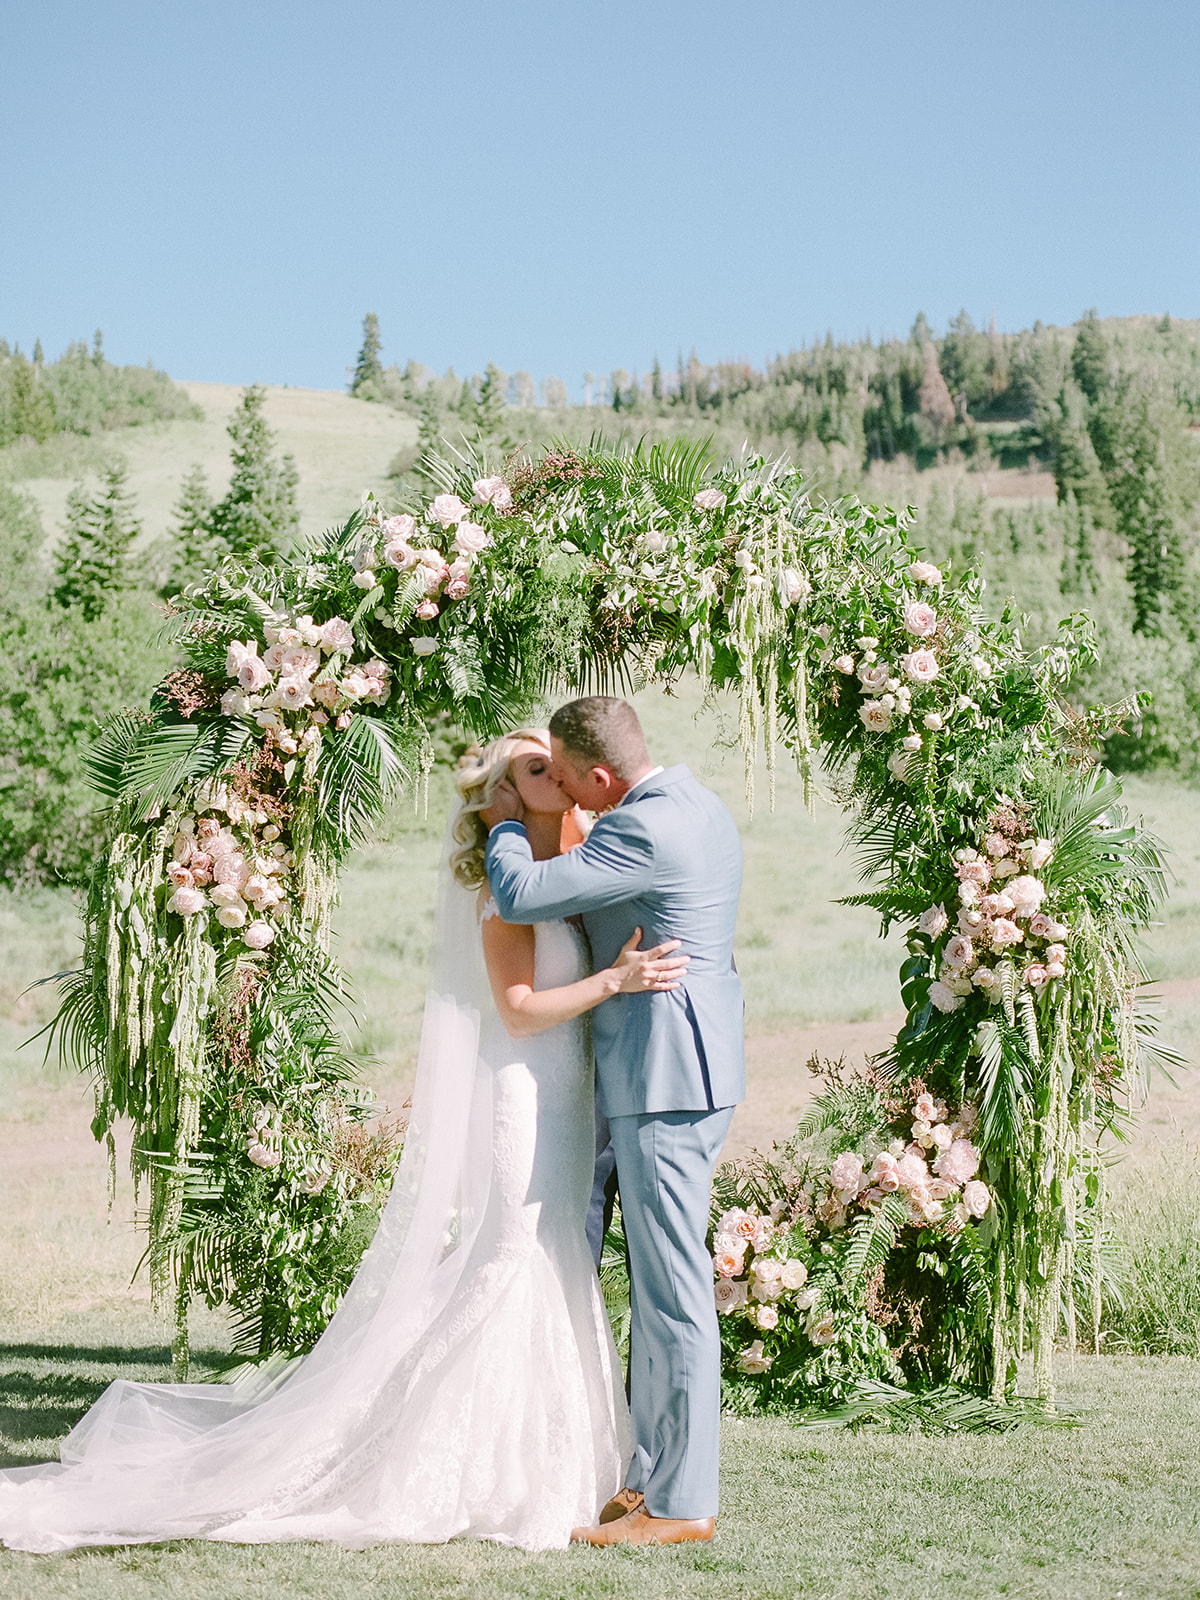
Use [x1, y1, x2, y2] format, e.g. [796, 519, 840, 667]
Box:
[0, 914, 630, 1554]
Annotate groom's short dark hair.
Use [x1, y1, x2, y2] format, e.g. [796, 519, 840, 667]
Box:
[550, 697, 649, 779]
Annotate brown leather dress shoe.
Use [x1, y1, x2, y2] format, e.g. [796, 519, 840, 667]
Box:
[598, 1488, 644, 1524]
[570, 1507, 716, 1546]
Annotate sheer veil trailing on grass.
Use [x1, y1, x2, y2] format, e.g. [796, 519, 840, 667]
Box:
[0, 833, 629, 1552]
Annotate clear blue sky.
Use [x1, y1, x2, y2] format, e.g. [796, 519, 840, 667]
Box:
[3, 0, 1198, 396]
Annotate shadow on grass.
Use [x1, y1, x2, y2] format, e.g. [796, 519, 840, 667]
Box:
[0, 1344, 228, 1469]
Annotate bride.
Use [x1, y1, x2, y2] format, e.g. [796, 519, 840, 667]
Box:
[0, 727, 689, 1553]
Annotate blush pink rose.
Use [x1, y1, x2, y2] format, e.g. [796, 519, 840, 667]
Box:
[962, 1180, 991, 1217]
[714, 1278, 748, 1314]
[167, 863, 194, 889]
[384, 538, 419, 570]
[830, 1152, 864, 1193]
[903, 601, 937, 638]
[1006, 875, 1046, 915]
[713, 1249, 744, 1279]
[934, 1139, 980, 1184]
[859, 700, 893, 733]
[319, 617, 354, 654]
[243, 920, 276, 950]
[166, 887, 205, 916]
[445, 577, 470, 599]
[381, 514, 417, 540]
[901, 648, 939, 684]
[312, 679, 341, 709]
[237, 656, 272, 692]
[956, 858, 992, 886]
[415, 600, 440, 620]
[909, 560, 942, 585]
[429, 493, 468, 526]
[917, 905, 949, 937]
[832, 654, 855, 674]
[452, 521, 491, 556]
[858, 661, 890, 692]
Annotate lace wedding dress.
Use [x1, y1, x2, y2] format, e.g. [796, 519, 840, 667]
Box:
[0, 869, 631, 1553]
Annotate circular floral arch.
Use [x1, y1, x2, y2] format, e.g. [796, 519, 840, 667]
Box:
[60, 440, 1165, 1409]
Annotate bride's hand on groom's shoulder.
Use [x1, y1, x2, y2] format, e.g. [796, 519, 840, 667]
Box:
[479, 778, 526, 831]
[606, 929, 690, 995]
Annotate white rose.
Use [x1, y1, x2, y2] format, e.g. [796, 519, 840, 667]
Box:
[1028, 839, 1054, 870]
[714, 1277, 748, 1314]
[641, 529, 668, 553]
[923, 712, 944, 731]
[902, 733, 922, 752]
[692, 488, 727, 512]
[858, 661, 891, 693]
[412, 638, 439, 656]
[832, 654, 856, 675]
[909, 560, 942, 585]
[962, 1180, 991, 1218]
[918, 905, 949, 937]
[782, 567, 809, 602]
[779, 1259, 808, 1290]
[859, 700, 893, 733]
[452, 521, 491, 556]
[927, 979, 963, 1013]
[220, 688, 251, 718]
[901, 648, 940, 684]
[216, 905, 247, 929]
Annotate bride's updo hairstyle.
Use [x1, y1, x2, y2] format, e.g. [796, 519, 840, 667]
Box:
[449, 727, 552, 889]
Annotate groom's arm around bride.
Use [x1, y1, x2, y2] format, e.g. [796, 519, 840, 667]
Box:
[484, 697, 744, 1546]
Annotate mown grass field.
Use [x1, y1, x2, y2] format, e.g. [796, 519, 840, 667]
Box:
[1, 681, 1198, 1597]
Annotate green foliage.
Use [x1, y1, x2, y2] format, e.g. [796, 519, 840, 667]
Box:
[349, 312, 384, 399]
[0, 334, 199, 446]
[166, 463, 216, 592]
[206, 386, 300, 563]
[52, 460, 142, 619]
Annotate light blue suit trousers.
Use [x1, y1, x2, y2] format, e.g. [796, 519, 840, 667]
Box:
[486, 765, 744, 1520]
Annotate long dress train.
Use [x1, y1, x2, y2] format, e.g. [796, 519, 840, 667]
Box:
[0, 888, 630, 1553]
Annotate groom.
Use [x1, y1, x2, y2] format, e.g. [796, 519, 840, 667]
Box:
[484, 696, 744, 1547]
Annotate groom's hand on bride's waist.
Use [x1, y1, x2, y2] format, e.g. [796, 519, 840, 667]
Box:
[479, 778, 527, 831]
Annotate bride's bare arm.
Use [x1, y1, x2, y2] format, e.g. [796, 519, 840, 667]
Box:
[481, 912, 689, 1041]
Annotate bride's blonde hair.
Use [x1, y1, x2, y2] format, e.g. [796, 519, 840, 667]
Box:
[449, 727, 553, 889]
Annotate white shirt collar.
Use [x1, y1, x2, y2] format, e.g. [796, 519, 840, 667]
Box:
[617, 766, 664, 806]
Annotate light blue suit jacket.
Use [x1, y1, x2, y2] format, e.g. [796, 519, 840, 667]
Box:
[485, 764, 745, 1118]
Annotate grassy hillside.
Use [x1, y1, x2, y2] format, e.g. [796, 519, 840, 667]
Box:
[9, 381, 417, 553]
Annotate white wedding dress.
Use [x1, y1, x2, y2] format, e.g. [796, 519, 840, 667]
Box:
[0, 867, 631, 1553]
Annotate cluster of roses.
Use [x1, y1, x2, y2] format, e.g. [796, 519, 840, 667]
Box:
[710, 1204, 818, 1374]
[818, 1093, 991, 1234]
[633, 486, 810, 610]
[163, 792, 293, 950]
[350, 477, 504, 653]
[919, 801, 1069, 1013]
[222, 614, 391, 741]
[820, 559, 994, 784]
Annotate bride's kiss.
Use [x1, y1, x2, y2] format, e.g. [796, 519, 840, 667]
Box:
[0, 696, 745, 1554]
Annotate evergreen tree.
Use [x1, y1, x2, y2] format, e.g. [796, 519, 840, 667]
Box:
[167, 463, 216, 591]
[1053, 409, 1112, 526]
[3, 352, 57, 444]
[474, 363, 508, 441]
[1105, 384, 1193, 634]
[350, 313, 384, 397]
[32, 338, 44, 366]
[651, 357, 662, 401]
[53, 461, 142, 619]
[92, 329, 104, 364]
[1071, 310, 1109, 405]
[207, 386, 300, 563]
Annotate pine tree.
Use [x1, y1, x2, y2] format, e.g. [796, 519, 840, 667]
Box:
[350, 313, 384, 398]
[32, 338, 44, 366]
[1053, 415, 1112, 526]
[1071, 310, 1109, 405]
[207, 386, 299, 564]
[53, 461, 142, 618]
[473, 363, 508, 441]
[167, 464, 216, 591]
[92, 329, 104, 365]
[4, 352, 57, 444]
[1105, 384, 1192, 634]
[651, 358, 662, 401]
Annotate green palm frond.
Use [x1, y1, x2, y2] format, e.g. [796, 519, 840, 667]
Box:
[975, 1013, 1036, 1155]
[85, 713, 250, 810]
[315, 712, 411, 848]
[791, 1380, 1077, 1434]
[841, 1196, 908, 1288]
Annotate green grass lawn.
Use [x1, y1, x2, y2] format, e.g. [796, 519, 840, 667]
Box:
[1, 1331, 1198, 1599]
